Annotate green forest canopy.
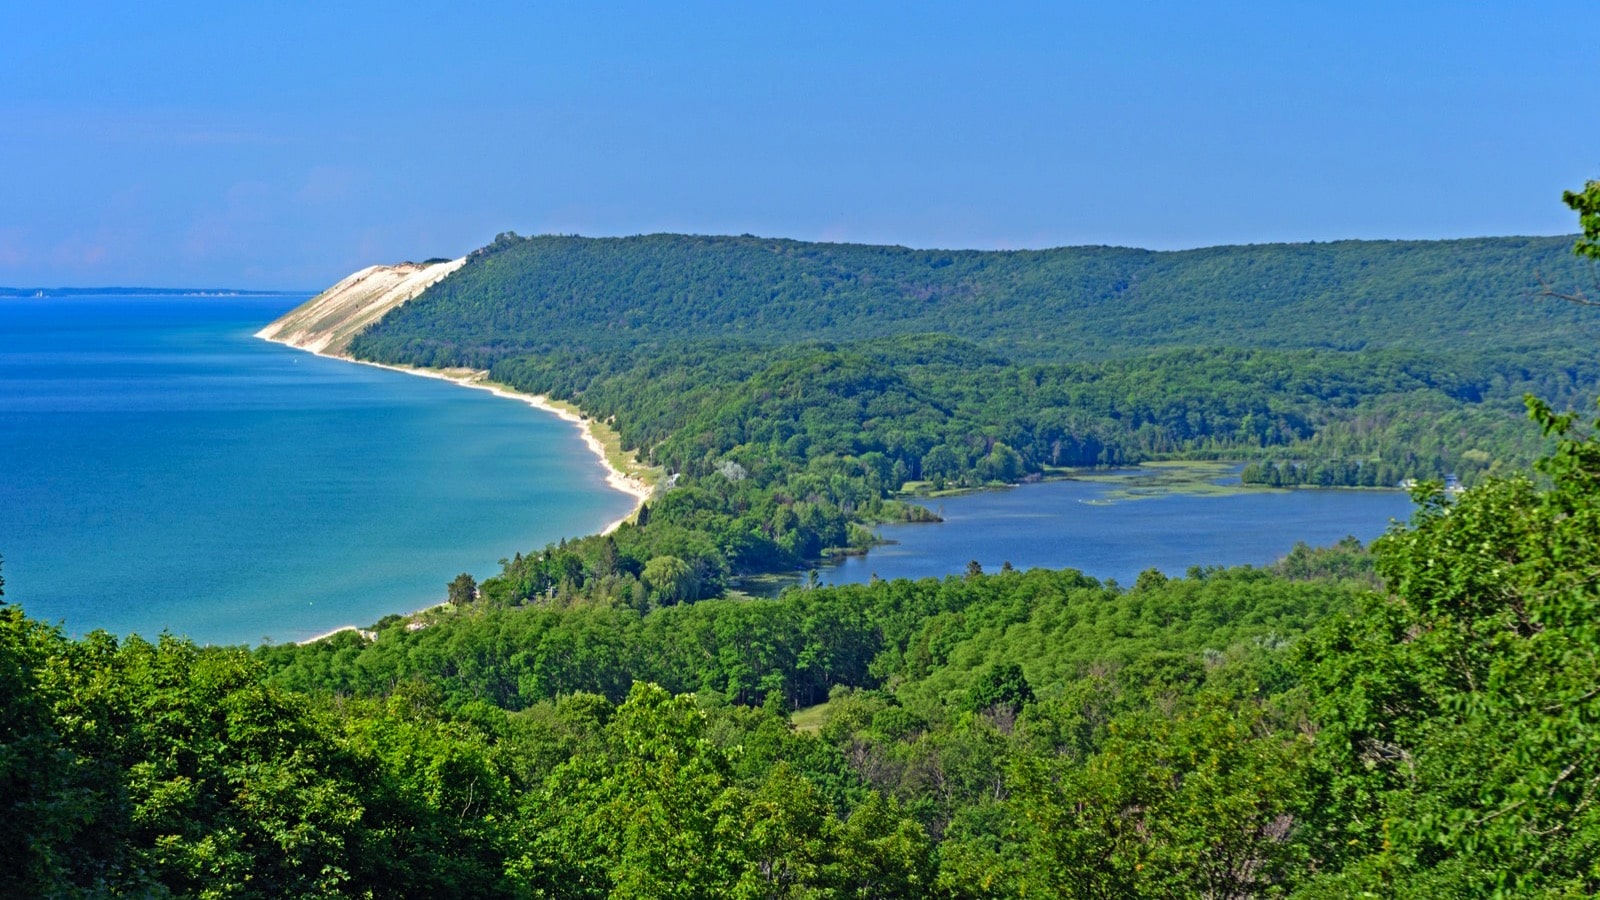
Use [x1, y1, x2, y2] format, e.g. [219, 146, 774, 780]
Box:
[9, 197, 1600, 895]
[346, 231, 1598, 586]
[354, 232, 1591, 363]
[8, 417, 1600, 895]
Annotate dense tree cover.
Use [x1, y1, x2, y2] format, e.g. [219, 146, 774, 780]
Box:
[0, 612, 518, 897]
[1277, 401, 1600, 896]
[11, 393, 1600, 894]
[351, 233, 1588, 363]
[11, 401, 1600, 895]
[10, 196, 1600, 895]
[466, 338, 1585, 591]
[16, 420, 1600, 897]
[4, 542, 1372, 896]
[257, 563, 1361, 713]
[503, 338, 1590, 487]
[343, 230, 1595, 589]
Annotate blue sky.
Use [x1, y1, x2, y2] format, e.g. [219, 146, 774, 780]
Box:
[2, 2, 1594, 289]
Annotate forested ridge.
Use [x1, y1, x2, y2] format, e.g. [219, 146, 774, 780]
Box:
[347, 230, 1598, 589]
[6, 189, 1600, 896]
[352, 232, 1589, 360]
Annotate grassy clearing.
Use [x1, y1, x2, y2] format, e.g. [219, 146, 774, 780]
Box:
[1071, 460, 1272, 503]
[727, 573, 800, 600]
[903, 461, 1271, 505]
[790, 701, 829, 734]
[894, 480, 1014, 499]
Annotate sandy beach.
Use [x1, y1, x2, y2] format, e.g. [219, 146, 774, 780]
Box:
[268, 339, 656, 640]
[270, 339, 658, 645]
[261, 336, 655, 535]
[253, 260, 656, 643]
[296, 624, 377, 645]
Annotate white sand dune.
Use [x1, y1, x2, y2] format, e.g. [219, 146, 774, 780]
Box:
[256, 257, 465, 355]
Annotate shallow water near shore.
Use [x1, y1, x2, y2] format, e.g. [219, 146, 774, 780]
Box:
[0, 292, 635, 645]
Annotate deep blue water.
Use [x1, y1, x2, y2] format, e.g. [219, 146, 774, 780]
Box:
[0, 293, 635, 644]
[822, 477, 1416, 587]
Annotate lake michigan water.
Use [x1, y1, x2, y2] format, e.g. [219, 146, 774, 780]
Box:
[0, 292, 635, 645]
[2, 292, 1417, 645]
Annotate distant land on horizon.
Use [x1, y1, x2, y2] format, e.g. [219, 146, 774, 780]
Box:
[2, 230, 1581, 297]
[0, 286, 301, 298]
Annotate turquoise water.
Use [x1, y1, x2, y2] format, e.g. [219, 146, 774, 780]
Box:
[0, 293, 635, 645]
[820, 477, 1415, 587]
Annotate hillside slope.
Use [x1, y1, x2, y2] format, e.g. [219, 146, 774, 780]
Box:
[320, 232, 1597, 499]
[257, 257, 464, 355]
[349, 233, 1588, 367]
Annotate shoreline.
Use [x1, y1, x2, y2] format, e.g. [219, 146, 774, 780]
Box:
[295, 600, 450, 645]
[264, 335, 658, 645]
[296, 624, 377, 645]
[260, 336, 655, 535]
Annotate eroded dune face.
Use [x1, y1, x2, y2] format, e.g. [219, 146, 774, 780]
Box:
[254, 253, 656, 530]
[256, 257, 465, 355]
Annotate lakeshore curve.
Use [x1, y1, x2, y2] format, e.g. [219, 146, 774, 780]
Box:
[258, 336, 657, 535]
[261, 337, 660, 644]
[254, 259, 658, 643]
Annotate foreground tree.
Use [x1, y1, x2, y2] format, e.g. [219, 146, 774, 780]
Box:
[1009, 698, 1308, 899]
[510, 683, 935, 898]
[1564, 179, 1600, 260]
[1290, 183, 1600, 897]
[1296, 406, 1600, 895]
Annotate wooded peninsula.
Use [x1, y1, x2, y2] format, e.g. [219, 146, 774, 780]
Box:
[5, 184, 1600, 897]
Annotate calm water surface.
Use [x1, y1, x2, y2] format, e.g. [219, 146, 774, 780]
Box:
[821, 477, 1416, 587]
[0, 293, 635, 644]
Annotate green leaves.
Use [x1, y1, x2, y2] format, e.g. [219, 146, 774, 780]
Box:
[1009, 699, 1310, 898]
[511, 682, 934, 899]
[967, 662, 1034, 716]
[1563, 180, 1600, 260]
[354, 233, 1591, 367]
[1296, 397, 1600, 895]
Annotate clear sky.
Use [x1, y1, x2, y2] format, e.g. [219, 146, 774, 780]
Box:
[2, 2, 1594, 289]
